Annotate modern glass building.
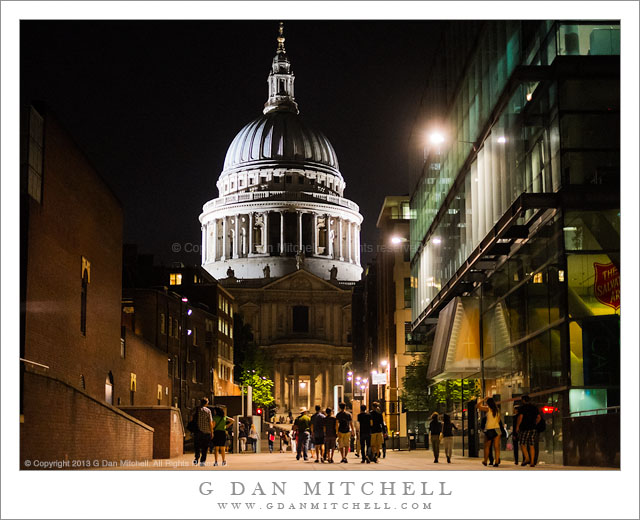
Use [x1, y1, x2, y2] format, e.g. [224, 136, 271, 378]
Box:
[409, 21, 620, 466]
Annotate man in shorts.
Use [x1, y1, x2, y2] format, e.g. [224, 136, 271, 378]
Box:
[310, 405, 326, 463]
[515, 395, 541, 467]
[335, 402, 353, 463]
[323, 407, 338, 462]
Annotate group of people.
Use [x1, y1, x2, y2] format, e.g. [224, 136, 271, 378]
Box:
[425, 394, 544, 467]
[476, 394, 544, 468]
[191, 398, 234, 467]
[291, 402, 388, 464]
[427, 412, 458, 463]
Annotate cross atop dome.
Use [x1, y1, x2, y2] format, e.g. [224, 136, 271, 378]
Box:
[277, 21, 286, 54]
[264, 22, 299, 114]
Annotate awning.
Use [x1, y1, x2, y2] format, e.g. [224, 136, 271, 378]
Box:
[427, 296, 481, 380]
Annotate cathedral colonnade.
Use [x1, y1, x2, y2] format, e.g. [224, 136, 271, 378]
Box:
[201, 202, 362, 280]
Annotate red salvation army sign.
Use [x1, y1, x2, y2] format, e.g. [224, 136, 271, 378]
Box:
[593, 262, 620, 311]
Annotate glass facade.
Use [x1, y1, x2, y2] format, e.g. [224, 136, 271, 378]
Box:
[410, 21, 620, 466]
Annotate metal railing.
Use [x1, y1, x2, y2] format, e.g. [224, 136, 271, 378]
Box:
[567, 406, 620, 418]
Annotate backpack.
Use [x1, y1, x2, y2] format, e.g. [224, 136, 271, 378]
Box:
[186, 408, 200, 434]
[536, 416, 546, 433]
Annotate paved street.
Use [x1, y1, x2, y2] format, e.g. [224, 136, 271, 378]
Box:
[103, 448, 605, 471]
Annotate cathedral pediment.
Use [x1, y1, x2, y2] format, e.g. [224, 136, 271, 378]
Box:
[262, 268, 345, 292]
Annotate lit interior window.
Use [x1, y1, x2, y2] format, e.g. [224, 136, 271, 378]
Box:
[533, 272, 543, 284]
[558, 270, 565, 282]
[169, 273, 182, 285]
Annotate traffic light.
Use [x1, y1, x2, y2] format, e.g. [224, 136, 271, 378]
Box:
[256, 408, 263, 416]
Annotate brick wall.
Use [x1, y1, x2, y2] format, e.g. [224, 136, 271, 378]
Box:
[21, 370, 154, 469]
[24, 109, 123, 401]
[119, 407, 184, 459]
[112, 329, 172, 407]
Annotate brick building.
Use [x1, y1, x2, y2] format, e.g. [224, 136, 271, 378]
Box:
[20, 105, 176, 467]
[121, 252, 240, 423]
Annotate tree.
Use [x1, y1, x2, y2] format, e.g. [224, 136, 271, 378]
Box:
[401, 357, 479, 413]
[238, 369, 275, 409]
[233, 312, 275, 409]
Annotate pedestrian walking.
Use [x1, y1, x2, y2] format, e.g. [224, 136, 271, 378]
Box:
[515, 395, 541, 467]
[267, 424, 277, 453]
[289, 428, 297, 454]
[477, 396, 501, 467]
[212, 407, 234, 466]
[511, 406, 521, 464]
[357, 404, 373, 463]
[192, 398, 214, 467]
[370, 402, 385, 463]
[428, 412, 443, 463]
[382, 423, 388, 458]
[441, 414, 458, 463]
[335, 402, 354, 463]
[323, 407, 338, 463]
[249, 423, 259, 453]
[293, 407, 311, 461]
[238, 423, 247, 452]
[310, 405, 326, 463]
[279, 429, 289, 452]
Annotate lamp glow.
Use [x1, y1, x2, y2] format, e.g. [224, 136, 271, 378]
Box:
[429, 132, 445, 145]
[347, 371, 353, 376]
[380, 360, 388, 367]
[432, 237, 442, 245]
[299, 382, 306, 388]
[181, 297, 188, 302]
[187, 309, 193, 316]
[497, 136, 507, 144]
[391, 236, 403, 245]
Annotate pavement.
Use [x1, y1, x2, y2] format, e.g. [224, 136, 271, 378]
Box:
[103, 448, 606, 471]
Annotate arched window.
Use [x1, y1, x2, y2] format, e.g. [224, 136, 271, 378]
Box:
[105, 372, 114, 405]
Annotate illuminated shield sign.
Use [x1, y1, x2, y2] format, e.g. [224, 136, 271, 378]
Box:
[593, 262, 620, 311]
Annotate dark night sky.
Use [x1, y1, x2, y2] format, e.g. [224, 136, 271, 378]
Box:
[21, 20, 441, 267]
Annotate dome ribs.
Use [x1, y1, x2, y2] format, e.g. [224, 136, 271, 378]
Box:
[220, 112, 342, 177]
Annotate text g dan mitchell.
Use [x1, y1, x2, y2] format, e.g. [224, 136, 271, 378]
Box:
[199, 480, 453, 497]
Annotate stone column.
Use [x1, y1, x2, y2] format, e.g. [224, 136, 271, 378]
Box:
[279, 211, 285, 256]
[310, 363, 316, 408]
[248, 212, 254, 256]
[297, 211, 303, 252]
[201, 225, 206, 264]
[263, 211, 270, 256]
[234, 215, 239, 258]
[312, 213, 318, 256]
[347, 220, 352, 263]
[328, 217, 334, 258]
[338, 218, 344, 261]
[279, 364, 285, 412]
[324, 369, 331, 407]
[212, 219, 218, 262]
[293, 369, 299, 410]
[221, 217, 227, 261]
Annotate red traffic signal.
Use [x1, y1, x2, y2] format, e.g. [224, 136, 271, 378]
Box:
[256, 408, 262, 415]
